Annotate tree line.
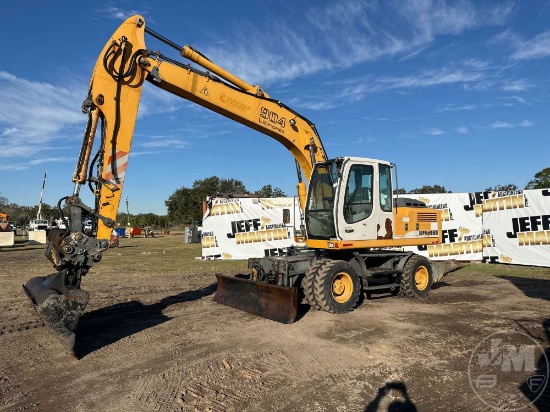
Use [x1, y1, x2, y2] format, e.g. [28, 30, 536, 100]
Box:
[0, 176, 286, 228]
[394, 167, 550, 195]
[2, 168, 548, 227]
[164, 177, 286, 224]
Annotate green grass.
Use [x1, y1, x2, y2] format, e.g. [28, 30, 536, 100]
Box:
[4, 233, 550, 281]
[461, 262, 550, 279]
[100, 234, 248, 274]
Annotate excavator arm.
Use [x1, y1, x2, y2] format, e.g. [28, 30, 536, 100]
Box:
[23, 15, 327, 354]
[81, 15, 326, 242]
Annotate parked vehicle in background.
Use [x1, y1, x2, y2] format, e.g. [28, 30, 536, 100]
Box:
[144, 226, 155, 238]
[51, 218, 68, 230]
[0, 213, 15, 233]
[27, 219, 48, 231]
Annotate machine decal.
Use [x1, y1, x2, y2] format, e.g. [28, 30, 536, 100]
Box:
[259, 107, 286, 133]
[377, 218, 393, 239]
[220, 93, 250, 113]
[104, 150, 129, 186]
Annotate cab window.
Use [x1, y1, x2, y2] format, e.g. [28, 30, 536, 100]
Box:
[344, 165, 373, 224]
[379, 163, 392, 212]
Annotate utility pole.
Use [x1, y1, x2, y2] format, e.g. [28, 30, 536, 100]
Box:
[37, 170, 47, 220]
[125, 197, 130, 226]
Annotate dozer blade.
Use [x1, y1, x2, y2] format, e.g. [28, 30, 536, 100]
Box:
[214, 274, 298, 324]
[23, 270, 89, 355]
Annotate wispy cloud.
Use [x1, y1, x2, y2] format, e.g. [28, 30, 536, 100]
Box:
[287, 98, 339, 111]
[29, 157, 72, 165]
[499, 95, 527, 105]
[395, 1, 512, 38]
[352, 137, 375, 144]
[138, 86, 191, 118]
[491, 121, 512, 129]
[0, 71, 83, 162]
[511, 30, 550, 60]
[334, 65, 485, 103]
[99, 5, 145, 20]
[461, 58, 491, 70]
[0, 70, 193, 170]
[457, 126, 469, 134]
[436, 104, 476, 112]
[0, 155, 72, 171]
[140, 137, 188, 149]
[378, 69, 483, 89]
[519, 119, 533, 127]
[501, 79, 533, 91]
[425, 128, 444, 136]
[490, 119, 533, 129]
[492, 28, 550, 61]
[200, 1, 512, 86]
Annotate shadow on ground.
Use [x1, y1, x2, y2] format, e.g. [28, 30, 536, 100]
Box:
[499, 276, 550, 301]
[75, 283, 217, 358]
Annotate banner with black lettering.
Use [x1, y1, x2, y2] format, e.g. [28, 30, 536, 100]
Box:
[201, 197, 299, 259]
[401, 193, 484, 261]
[482, 189, 550, 266]
[202, 191, 550, 266]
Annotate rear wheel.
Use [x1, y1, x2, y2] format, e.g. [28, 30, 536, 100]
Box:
[313, 260, 361, 314]
[400, 255, 433, 298]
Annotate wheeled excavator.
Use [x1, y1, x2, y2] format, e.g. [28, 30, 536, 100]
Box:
[23, 16, 459, 354]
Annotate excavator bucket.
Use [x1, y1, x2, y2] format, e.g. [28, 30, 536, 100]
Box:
[214, 274, 299, 324]
[22, 270, 89, 355]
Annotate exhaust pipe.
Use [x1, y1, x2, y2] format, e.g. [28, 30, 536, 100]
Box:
[23, 270, 89, 355]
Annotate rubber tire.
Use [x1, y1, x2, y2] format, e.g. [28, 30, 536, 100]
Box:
[313, 260, 361, 314]
[400, 255, 433, 298]
[303, 260, 326, 310]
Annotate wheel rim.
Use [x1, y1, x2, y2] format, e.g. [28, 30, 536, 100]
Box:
[332, 272, 353, 303]
[414, 266, 429, 291]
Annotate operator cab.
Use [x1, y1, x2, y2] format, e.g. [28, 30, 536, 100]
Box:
[305, 157, 394, 242]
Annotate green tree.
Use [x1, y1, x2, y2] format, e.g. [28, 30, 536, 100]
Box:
[219, 178, 248, 195]
[409, 185, 450, 194]
[31, 203, 54, 220]
[393, 188, 407, 195]
[0, 193, 8, 209]
[165, 187, 194, 224]
[525, 167, 550, 189]
[7, 204, 35, 226]
[132, 213, 167, 228]
[485, 184, 518, 192]
[165, 176, 248, 224]
[256, 184, 286, 197]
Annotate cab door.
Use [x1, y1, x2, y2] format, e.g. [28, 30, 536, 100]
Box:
[376, 163, 394, 240]
[336, 159, 378, 241]
[335, 159, 394, 241]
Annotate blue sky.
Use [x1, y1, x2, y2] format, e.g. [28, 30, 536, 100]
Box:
[1, 1, 549, 215]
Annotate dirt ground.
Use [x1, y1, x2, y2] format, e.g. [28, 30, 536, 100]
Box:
[1, 235, 549, 412]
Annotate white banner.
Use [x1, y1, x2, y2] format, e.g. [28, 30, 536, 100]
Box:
[202, 190, 550, 267]
[401, 193, 484, 261]
[482, 189, 550, 266]
[201, 197, 300, 260]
